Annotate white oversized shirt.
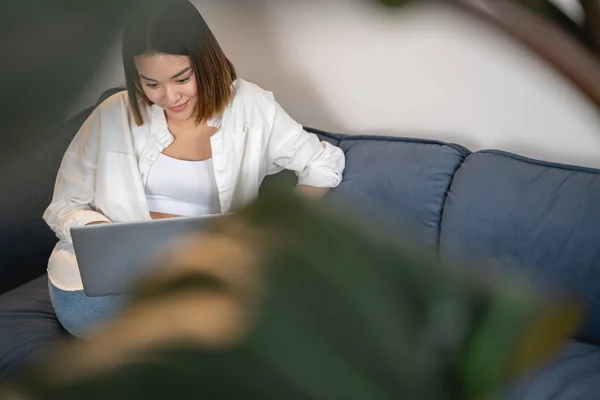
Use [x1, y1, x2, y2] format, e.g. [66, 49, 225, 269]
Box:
[43, 79, 345, 290]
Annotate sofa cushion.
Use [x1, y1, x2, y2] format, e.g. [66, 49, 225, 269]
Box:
[0, 275, 66, 379]
[504, 341, 600, 399]
[440, 150, 600, 343]
[324, 134, 469, 249]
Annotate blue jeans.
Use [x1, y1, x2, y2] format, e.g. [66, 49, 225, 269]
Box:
[48, 279, 128, 339]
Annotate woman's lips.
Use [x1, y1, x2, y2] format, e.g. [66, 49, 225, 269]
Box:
[168, 101, 189, 113]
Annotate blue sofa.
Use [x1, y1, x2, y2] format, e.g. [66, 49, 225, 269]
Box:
[1, 89, 599, 398]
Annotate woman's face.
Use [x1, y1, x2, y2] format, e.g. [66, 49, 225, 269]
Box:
[135, 54, 198, 123]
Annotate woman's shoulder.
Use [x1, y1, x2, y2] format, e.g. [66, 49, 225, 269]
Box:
[94, 90, 131, 115]
[231, 79, 277, 109]
[88, 90, 143, 131]
[80, 91, 146, 142]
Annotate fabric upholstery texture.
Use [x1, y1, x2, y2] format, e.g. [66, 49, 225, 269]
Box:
[323, 134, 469, 249]
[0, 275, 67, 379]
[0, 107, 94, 295]
[504, 340, 600, 399]
[440, 150, 600, 343]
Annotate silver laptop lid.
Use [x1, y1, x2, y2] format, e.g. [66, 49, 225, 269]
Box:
[71, 215, 224, 297]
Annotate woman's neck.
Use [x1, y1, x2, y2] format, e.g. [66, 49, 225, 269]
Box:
[167, 115, 198, 131]
[167, 117, 217, 140]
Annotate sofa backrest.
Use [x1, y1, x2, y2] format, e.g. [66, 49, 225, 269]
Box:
[311, 129, 600, 344]
[439, 150, 600, 343]
[0, 108, 94, 294]
[0, 88, 123, 295]
[312, 129, 469, 250]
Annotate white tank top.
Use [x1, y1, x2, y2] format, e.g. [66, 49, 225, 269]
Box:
[145, 153, 221, 217]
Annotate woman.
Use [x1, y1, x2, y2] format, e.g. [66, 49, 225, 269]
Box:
[43, 0, 345, 338]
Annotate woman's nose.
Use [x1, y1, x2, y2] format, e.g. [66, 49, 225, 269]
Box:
[165, 86, 181, 105]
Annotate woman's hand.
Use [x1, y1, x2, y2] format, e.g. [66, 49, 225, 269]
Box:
[85, 212, 183, 225]
[295, 185, 330, 200]
[150, 211, 184, 220]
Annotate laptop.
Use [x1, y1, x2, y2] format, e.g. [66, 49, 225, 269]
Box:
[71, 215, 225, 297]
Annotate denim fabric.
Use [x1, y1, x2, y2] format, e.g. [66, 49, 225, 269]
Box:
[48, 279, 128, 339]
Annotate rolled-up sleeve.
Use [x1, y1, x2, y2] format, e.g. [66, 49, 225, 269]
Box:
[266, 99, 345, 188]
[42, 110, 110, 242]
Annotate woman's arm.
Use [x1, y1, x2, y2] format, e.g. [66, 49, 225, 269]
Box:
[43, 110, 110, 241]
[294, 185, 331, 200]
[265, 97, 345, 197]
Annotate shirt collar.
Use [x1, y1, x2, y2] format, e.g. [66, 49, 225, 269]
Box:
[207, 114, 222, 129]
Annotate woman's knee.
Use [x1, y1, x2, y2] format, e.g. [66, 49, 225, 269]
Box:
[48, 280, 127, 338]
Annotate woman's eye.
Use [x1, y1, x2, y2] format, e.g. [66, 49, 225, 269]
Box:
[176, 77, 190, 84]
[146, 83, 159, 89]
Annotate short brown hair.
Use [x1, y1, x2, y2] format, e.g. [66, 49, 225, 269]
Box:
[122, 0, 237, 126]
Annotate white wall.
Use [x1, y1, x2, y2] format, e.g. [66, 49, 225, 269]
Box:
[73, 0, 600, 169]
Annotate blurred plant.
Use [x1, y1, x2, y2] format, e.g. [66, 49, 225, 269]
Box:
[2, 182, 582, 400]
[377, 0, 599, 52]
[378, 0, 413, 6]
